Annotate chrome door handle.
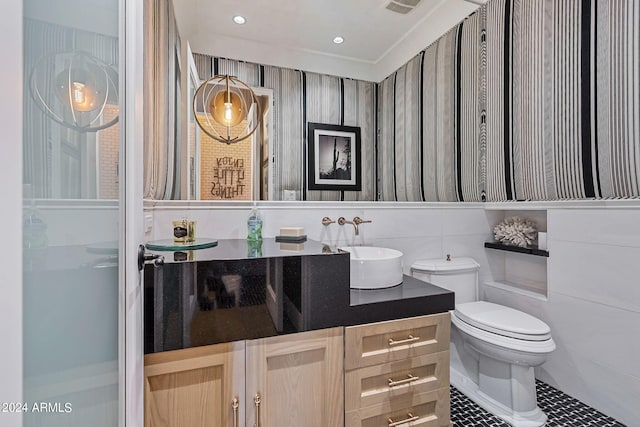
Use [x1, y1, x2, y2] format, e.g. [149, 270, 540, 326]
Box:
[137, 244, 164, 271]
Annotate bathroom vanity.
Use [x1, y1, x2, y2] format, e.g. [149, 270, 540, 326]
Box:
[143, 239, 454, 426]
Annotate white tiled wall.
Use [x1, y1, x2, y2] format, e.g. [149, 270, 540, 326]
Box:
[146, 200, 640, 425]
[482, 207, 640, 425]
[27, 200, 119, 246]
[145, 201, 492, 277]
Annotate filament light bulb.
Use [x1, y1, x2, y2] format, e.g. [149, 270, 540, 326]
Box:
[210, 90, 244, 127]
[224, 102, 233, 123]
[72, 82, 86, 106]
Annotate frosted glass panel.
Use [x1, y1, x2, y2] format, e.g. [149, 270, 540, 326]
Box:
[23, 0, 121, 426]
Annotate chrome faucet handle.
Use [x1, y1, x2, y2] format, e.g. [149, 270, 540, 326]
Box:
[337, 217, 352, 226]
[321, 217, 336, 226]
[353, 216, 372, 225]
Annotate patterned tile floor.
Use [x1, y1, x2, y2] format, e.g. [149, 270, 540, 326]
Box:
[450, 380, 627, 427]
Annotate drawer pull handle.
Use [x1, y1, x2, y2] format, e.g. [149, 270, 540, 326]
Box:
[388, 334, 420, 346]
[232, 397, 239, 427]
[388, 373, 420, 388]
[388, 412, 420, 426]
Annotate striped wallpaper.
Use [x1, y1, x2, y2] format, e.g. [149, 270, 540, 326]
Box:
[484, 0, 640, 201]
[189, 0, 639, 202]
[379, 0, 639, 201]
[192, 54, 377, 201]
[378, 11, 484, 201]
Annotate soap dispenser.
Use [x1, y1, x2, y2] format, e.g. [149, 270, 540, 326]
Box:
[247, 205, 263, 241]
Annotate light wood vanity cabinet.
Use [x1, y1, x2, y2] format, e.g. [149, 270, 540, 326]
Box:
[144, 341, 245, 427]
[144, 313, 451, 427]
[246, 327, 344, 427]
[144, 327, 344, 427]
[344, 313, 451, 427]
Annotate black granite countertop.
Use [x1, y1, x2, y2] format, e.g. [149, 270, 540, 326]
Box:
[144, 239, 453, 354]
[340, 274, 454, 327]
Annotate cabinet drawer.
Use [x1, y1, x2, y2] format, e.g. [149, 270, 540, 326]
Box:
[345, 314, 450, 370]
[345, 350, 449, 412]
[345, 387, 450, 427]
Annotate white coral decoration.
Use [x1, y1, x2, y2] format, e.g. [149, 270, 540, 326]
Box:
[493, 216, 537, 248]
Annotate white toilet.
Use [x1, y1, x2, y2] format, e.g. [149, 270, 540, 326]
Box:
[411, 256, 555, 427]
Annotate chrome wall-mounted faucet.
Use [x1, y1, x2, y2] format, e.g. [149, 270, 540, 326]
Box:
[353, 216, 372, 227]
[338, 216, 372, 235]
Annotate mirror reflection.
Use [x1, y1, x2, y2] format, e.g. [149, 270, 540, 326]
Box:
[23, 3, 383, 202]
[24, 18, 120, 200]
[192, 84, 272, 201]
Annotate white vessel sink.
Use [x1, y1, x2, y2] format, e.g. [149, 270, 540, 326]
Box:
[339, 246, 404, 289]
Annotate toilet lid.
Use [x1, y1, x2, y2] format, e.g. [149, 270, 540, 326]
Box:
[454, 301, 552, 341]
[411, 257, 479, 273]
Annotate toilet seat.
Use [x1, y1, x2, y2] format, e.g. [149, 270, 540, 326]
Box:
[451, 311, 556, 355]
[454, 301, 552, 341]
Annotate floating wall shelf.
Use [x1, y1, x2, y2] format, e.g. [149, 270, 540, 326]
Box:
[484, 242, 549, 257]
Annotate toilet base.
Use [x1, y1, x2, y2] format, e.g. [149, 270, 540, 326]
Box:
[451, 367, 547, 427]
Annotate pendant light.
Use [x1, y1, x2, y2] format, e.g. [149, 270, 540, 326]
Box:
[30, 50, 119, 133]
[193, 74, 261, 144]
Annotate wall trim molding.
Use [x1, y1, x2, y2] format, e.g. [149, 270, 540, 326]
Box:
[144, 199, 640, 211]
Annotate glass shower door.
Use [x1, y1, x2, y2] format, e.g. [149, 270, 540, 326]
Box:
[22, 0, 142, 425]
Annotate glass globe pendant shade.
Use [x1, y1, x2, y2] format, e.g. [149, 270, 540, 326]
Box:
[193, 74, 261, 144]
[210, 90, 245, 127]
[55, 65, 106, 113]
[30, 50, 119, 133]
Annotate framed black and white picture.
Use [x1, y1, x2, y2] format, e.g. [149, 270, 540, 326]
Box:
[307, 122, 361, 191]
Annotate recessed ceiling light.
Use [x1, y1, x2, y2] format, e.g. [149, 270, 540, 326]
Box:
[233, 15, 246, 25]
[333, 36, 344, 44]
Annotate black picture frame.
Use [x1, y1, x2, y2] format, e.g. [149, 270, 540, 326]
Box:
[307, 122, 361, 191]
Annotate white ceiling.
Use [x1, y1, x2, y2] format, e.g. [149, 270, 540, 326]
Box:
[173, 0, 481, 82]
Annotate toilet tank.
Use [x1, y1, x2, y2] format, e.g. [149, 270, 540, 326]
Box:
[411, 257, 480, 304]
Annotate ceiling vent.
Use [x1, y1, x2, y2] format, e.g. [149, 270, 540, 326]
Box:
[385, 0, 422, 14]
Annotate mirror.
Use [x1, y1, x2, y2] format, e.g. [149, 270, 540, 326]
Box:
[24, 1, 474, 202]
[179, 41, 273, 201]
[23, 14, 120, 200]
[173, 8, 467, 202]
[189, 81, 273, 201]
[180, 52, 378, 203]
